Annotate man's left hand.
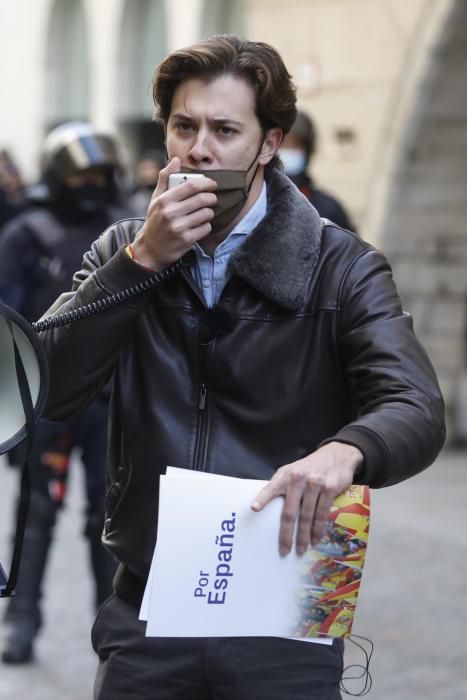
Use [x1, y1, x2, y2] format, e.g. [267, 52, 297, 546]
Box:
[250, 442, 363, 556]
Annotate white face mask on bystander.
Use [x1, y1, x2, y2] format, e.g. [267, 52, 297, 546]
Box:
[278, 148, 307, 177]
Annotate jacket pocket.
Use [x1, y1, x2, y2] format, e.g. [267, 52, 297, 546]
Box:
[91, 593, 116, 656]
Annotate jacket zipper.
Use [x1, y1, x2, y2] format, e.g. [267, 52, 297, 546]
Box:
[198, 383, 207, 410]
[193, 344, 211, 471]
[178, 264, 211, 470]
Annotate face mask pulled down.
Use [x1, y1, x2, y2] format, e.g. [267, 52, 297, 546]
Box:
[179, 144, 263, 234]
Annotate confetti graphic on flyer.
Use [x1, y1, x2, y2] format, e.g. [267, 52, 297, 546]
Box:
[290, 485, 370, 639]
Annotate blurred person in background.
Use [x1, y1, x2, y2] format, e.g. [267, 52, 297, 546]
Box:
[279, 110, 356, 232]
[129, 149, 166, 217]
[0, 122, 129, 664]
[0, 149, 25, 228]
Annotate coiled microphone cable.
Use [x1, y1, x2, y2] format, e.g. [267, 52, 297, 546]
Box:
[32, 259, 183, 332]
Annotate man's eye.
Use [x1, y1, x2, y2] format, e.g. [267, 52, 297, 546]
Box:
[175, 122, 193, 132]
[217, 125, 236, 136]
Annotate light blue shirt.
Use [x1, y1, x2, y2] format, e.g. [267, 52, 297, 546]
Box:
[191, 182, 267, 307]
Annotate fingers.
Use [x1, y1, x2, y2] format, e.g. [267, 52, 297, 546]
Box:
[156, 157, 181, 194]
[295, 479, 321, 554]
[310, 490, 335, 546]
[252, 446, 360, 559]
[252, 458, 353, 558]
[153, 160, 217, 239]
[278, 470, 305, 556]
[251, 468, 311, 556]
[295, 479, 338, 553]
[186, 222, 213, 244]
[132, 158, 221, 269]
[166, 190, 217, 220]
[279, 472, 337, 555]
[171, 175, 218, 198]
[250, 480, 279, 512]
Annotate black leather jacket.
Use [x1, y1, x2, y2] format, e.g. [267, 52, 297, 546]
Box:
[40, 169, 445, 605]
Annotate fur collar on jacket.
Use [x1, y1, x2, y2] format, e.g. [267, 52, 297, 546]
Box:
[229, 167, 322, 311]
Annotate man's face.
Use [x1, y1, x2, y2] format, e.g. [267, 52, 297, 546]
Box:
[166, 75, 267, 172]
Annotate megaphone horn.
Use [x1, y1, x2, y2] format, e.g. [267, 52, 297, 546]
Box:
[0, 300, 49, 597]
[0, 301, 49, 455]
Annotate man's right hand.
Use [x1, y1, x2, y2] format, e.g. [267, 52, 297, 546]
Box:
[130, 157, 217, 271]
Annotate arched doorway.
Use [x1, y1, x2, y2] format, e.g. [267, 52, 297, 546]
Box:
[117, 0, 168, 163]
[44, 0, 90, 130]
[379, 0, 467, 437]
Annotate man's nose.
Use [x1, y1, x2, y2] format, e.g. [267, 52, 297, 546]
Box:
[187, 130, 213, 166]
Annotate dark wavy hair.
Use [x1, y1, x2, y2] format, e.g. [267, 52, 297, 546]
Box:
[152, 35, 297, 169]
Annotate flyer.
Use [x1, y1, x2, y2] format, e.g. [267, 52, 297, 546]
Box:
[141, 468, 370, 641]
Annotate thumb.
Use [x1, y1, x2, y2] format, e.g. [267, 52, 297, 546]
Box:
[157, 157, 181, 193]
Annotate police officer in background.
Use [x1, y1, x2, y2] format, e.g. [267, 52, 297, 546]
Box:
[0, 123, 128, 664]
[278, 110, 357, 233]
[0, 149, 25, 229]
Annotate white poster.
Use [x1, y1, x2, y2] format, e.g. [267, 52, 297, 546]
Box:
[141, 468, 370, 642]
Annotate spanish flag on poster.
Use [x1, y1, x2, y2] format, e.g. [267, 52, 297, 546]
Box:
[292, 485, 370, 639]
[142, 471, 370, 641]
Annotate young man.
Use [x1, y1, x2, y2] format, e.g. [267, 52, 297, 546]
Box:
[39, 36, 445, 699]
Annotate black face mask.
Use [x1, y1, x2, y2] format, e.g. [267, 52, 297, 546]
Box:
[57, 182, 112, 220]
[177, 140, 265, 234]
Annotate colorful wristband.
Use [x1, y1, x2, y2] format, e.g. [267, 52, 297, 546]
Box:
[125, 243, 157, 272]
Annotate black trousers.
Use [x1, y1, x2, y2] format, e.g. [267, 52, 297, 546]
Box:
[92, 594, 343, 700]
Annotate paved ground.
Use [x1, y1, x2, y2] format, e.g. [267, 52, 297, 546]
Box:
[0, 449, 466, 699]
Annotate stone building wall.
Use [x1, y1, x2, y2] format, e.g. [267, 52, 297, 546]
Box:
[247, 0, 454, 235]
[378, 0, 467, 435]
